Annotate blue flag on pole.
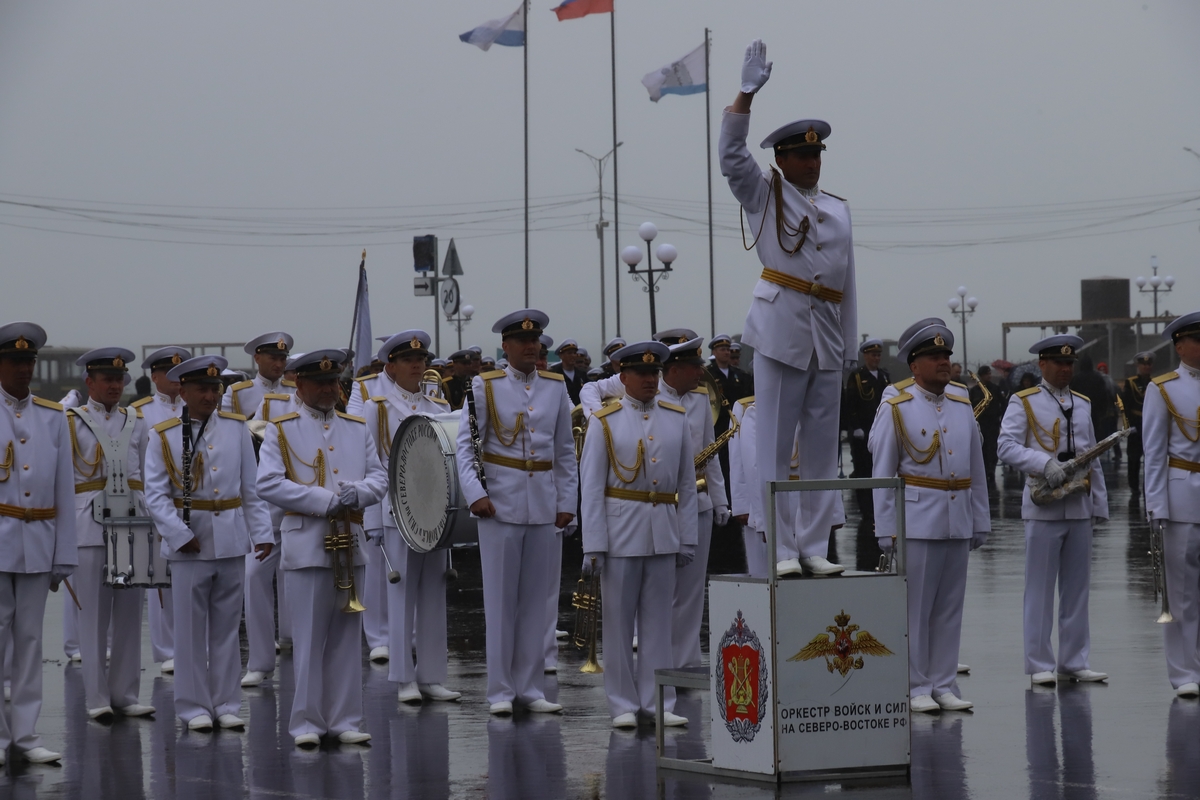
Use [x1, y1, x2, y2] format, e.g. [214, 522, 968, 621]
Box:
[641, 43, 707, 102]
[460, 4, 525, 50]
[349, 250, 373, 375]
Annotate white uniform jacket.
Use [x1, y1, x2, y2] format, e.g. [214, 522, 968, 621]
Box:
[1142, 366, 1200, 523]
[0, 390, 77, 572]
[455, 368, 578, 525]
[871, 385, 990, 542]
[719, 110, 857, 371]
[345, 373, 386, 418]
[222, 375, 295, 419]
[67, 400, 148, 548]
[361, 377, 451, 532]
[256, 404, 387, 571]
[144, 411, 272, 560]
[580, 397, 699, 557]
[659, 381, 725, 514]
[578, 374, 624, 419]
[873, 379, 970, 459]
[997, 384, 1108, 521]
[730, 397, 757, 528]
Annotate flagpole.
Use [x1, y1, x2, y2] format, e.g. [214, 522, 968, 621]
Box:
[610, 4, 620, 337]
[523, 0, 530, 307]
[704, 29, 715, 337]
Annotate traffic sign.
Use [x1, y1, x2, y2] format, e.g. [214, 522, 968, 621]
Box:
[443, 238, 463, 276]
[414, 276, 435, 297]
[440, 277, 460, 316]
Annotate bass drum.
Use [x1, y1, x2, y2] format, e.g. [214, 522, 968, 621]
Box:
[387, 412, 478, 553]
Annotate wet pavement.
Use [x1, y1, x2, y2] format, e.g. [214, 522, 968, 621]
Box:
[8, 452, 1200, 798]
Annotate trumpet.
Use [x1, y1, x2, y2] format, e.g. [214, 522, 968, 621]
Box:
[876, 536, 897, 573]
[1149, 520, 1173, 624]
[421, 369, 445, 400]
[325, 511, 366, 614]
[571, 404, 586, 461]
[571, 559, 603, 674]
[968, 371, 992, 420]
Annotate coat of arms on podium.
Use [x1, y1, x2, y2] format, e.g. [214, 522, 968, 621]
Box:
[787, 609, 893, 677]
[715, 610, 769, 743]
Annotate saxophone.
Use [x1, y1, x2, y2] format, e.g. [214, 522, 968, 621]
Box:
[969, 372, 992, 420]
[695, 413, 739, 492]
[1028, 428, 1132, 506]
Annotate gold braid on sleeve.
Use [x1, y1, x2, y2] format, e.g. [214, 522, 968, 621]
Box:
[598, 416, 644, 484]
[375, 402, 391, 461]
[1156, 384, 1200, 443]
[891, 403, 941, 465]
[275, 423, 326, 487]
[67, 412, 103, 478]
[0, 441, 13, 482]
[1020, 396, 1060, 453]
[484, 379, 525, 447]
[157, 429, 202, 491]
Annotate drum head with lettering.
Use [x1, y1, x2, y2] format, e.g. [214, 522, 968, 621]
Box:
[388, 415, 456, 553]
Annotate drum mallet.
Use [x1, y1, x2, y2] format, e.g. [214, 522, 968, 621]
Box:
[445, 548, 459, 582]
[377, 538, 401, 584]
[51, 576, 83, 611]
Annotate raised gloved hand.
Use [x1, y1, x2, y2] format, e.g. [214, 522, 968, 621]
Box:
[50, 564, 74, 585]
[1043, 458, 1067, 489]
[714, 505, 731, 526]
[582, 552, 605, 577]
[676, 543, 697, 568]
[740, 39, 772, 94]
[970, 532, 988, 551]
[852, 429, 865, 441]
[366, 528, 384, 545]
[876, 536, 894, 555]
[338, 481, 360, 510]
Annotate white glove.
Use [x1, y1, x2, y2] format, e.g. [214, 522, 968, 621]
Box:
[582, 552, 605, 576]
[852, 429, 865, 441]
[1043, 458, 1067, 489]
[326, 496, 345, 517]
[558, 521, 579, 537]
[338, 481, 360, 510]
[714, 506, 731, 526]
[740, 39, 772, 94]
[50, 564, 74, 584]
[366, 528, 384, 545]
[876, 537, 894, 555]
[676, 543, 697, 568]
[843, 359, 858, 372]
[970, 532, 988, 551]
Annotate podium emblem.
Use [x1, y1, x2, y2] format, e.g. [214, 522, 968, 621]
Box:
[715, 610, 769, 743]
[788, 610, 893, 677]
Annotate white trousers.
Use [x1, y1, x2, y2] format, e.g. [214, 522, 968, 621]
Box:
[384, 530, 449, 685]
[243, 542, 289, 673]
[0, 572, 50, 751]
[148, 580, 174, 663]
[363, 537, 389, 651]
[1024, 518, 1093, 674]
[477, 519, 553, 706]
[601, 554, 676, 718]
[76, 546, 144, 711]
[672, 509, 713, 669]
[544, 528, 564, 670]
[171, 557, 244, 723]
[62, 585, 80, 658]
[1163, 522, 1200, 688]
[754, 353, 843, 560]
[286, 566, 365, 738]
[907, 539, 970, 698]
[743, 526, 768, 579]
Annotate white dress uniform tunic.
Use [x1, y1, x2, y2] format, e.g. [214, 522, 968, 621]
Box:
[720, 108, 856, 565]
[1142, 312, 1200, 691]
[143, 358, 273, 726]
[580, 350, 698, 720]
[455, 312, 578, 710]
[870, 327, 989, 705]
[997, 337, 1108, 679]
[730, 397, 769, 578]
[222, 374, 295, 419]
[0, 323, 77, 758]
[345, 372, 385, 419]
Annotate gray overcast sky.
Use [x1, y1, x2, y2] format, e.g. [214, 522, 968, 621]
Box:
[2, 1, 1198, 370]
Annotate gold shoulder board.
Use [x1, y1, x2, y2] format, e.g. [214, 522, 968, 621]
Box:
[262, 392, 291, 401]
[949, 380, 967, 389]
[1016, 387, 1041, 398]
[1153, 371, 1179, 386]
[230, 380, 253, 392]
[737, 395, 755, 407]
[130, 396, 153, 408]
[337, 411, 366, 423]
[537, 370, 565, 382]
[353, 375, 371, 384]
[430, 396, 450, 405]
[281, 379, 296, 388]
[947, 394, 971, 405]
[657, 400, 686, 413]
[592, 402, 621, 419]
[820, 189, 848, 202]
[892, 377, 915, 391]
[481, 370, 506, 381]
[886, 393, 913, 406]
[136, 408, 144, 418]
[271, 411, 300, 423]
[32, 397, 63, 411]
[153, 417, 182, 433]
[218, 411, 247, 421]
[1070, 390, 1091, 403]
[690, 384, 709, 395]
[368, 396, 387, 404]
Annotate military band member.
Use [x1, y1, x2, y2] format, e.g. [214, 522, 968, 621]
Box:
[729, 396, 768, 577]
[599, 338, 626, 379]
[443, 350, 474, 411]
[363, 331, 462, 704]
[842, 339, 890, 532]
[577, 347, 592, 374]
[549, 340, 586, 406]
[871, 323, 989, 713]
[729, 342, 743, 369]
[537, 335, 552, 372]
[580, 342, 697, 728]
[0, 322, 77, 765]
[1142, 312, 1200, 696]
[482, 355, 497, 370]
[144, 355, 274, 732]
[455, 310, 577, 716]
[1120, 351, 1155, 506]
[721, 39, 856, 577]
[998, 335, 1109, 686]
[68, 348, 156, 721]
[133, 345, 192, 674]
[222, 331, 296, 418]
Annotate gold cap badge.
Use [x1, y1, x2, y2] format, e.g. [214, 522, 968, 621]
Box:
[642, 351, 655, 363]
[1060, 344, 1072, 355]
[805, 126, 819, 144]
[206, 364, 219, 377]
[112, 356, 125, 369]
[521, 317, 534, 331]
[171, 354, 182, 365]
[276, 337, 287, 350]
[14, 336, 28, 350]
[319, 356, 333, 371]
[410, 336, 422, 350]
[933, 334, 946, 347]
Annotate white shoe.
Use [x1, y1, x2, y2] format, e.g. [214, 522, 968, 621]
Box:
[544, 665, 558, 674]
[934, 694, 974, 711]
[612, 712, 638, 729]
[957, 663, 970, 674]
[800, 556, 845, 576]
[21, 746, 61, 764]
[87, 705, 114, 721]
[1058, 669, 1107, 683]
[526, 699, 563, 714]
[240, 670, 272, 687]
[369, 646, 390, 663]
[776, 558, 803, 576]
[160, 659, 174, 674]
[555, 629, 569, 640]
[337, 730, 372, 744]
[1031, 671, 1057, 686]
[69, 653, 81, 663]
[295, 733, 321, 749]
[217, 714, 245, 730]
[660, 712, 688, 727]
[187, 714, 214, 732]
[1176, 683, 1200, 698]
[117, 704, 155, 718]
[419, 684, 462, 702]
[489, 701, 514, 716]
[397, 682, 423, 704]
[910, 695, 939, 713]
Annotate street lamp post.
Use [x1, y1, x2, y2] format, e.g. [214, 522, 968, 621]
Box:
[1135, 255, 1175, 334]
[947, 286, 979, 371]
[445, 304, 475, 351]
[620, 222, 677, 336]
[576, 143, 622, 346]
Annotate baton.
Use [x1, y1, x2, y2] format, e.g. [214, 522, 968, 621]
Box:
[55, 577, 83, 611]
[377, 537, 401, 584]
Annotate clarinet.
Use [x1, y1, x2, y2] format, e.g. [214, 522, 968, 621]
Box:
[464, 384, 488, 493]
[181, 406, 193, 528]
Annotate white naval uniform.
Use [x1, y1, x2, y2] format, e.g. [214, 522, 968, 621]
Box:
[355, 376, 400, 653]
[256, 402, 387, 739]
[144, 410, 273, 723]
[345, 373, 385, 419]
[730, 398, 768, 578]
[0, 389, 77, 753]
[720, 109, 856, 560]
[67, 399, 148, 713]
[363, 378, 453, 685]
[580, 397, 698, 718]
[455, 367, 578, 707]
[222, 375, 295, 420]
[871, 384, 990, 700]
[59, 390, 83, 661]
[132, 391, 184, 665]
[1142, 365, 1200, 689]
[998, 382, 1107, 675]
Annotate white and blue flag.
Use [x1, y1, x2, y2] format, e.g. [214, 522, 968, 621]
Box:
[641, 43, 707, 102]
[459, 4, 525, 51]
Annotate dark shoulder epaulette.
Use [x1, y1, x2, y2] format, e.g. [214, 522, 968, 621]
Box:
[892, 377, 915, 391]
[1070, 390, 1092, 403]
[271, 411, 300, 424]
[947, 394, 971, 405]
[481, 370, 506, 381]
[230, 380, 253, 392]
[886, 393, 913, 406]
[737, 395, 755, 408]
[130, 396, 153, 408]
[154, 417, 182, 433]
[592, 402, 621, 419]
[218, 411, 247, 421]
[429, 396, 450, 406]
[32, 397, 63, 411]
[1153, 371, 1179, 386]
[657, 400, 686, 413]
[337, 411, 365, 423]
[281, 379, 296, 388]
[1016, 386, 1041, 398]
[820, 189, 849, 202]
[538, 369, 564, 382]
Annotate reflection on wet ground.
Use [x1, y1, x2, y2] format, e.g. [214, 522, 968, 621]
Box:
[8, 454, 1200, 798]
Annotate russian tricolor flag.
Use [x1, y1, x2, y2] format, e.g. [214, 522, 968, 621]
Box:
[460, 4, 526, 50]
[551, 0, 613, 21]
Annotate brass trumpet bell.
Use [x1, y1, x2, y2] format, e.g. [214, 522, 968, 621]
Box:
[326, 518, 366, 614]
[571, 560, 603, 674]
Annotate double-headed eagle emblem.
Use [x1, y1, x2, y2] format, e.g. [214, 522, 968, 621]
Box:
[788, 610, 893, 677]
